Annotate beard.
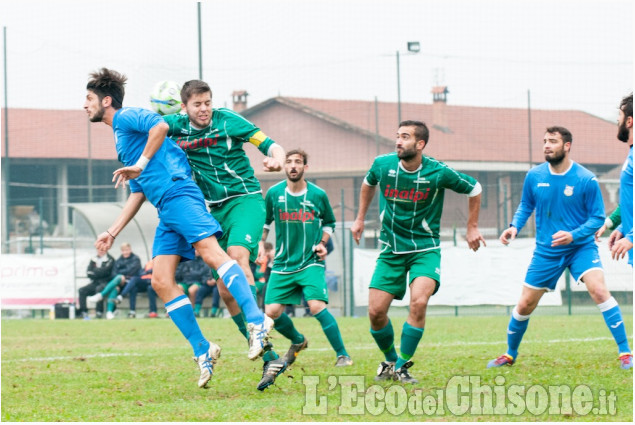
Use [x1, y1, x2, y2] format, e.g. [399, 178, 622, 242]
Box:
[286, 169, 304, 182]
[397, 146, 417, 161]
[545, 149, 566, 166]
[617, 120, 630, 143]
[89, 106, 105, 123]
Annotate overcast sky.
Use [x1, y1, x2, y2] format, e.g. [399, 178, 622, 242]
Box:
[0, 0, 632, 121]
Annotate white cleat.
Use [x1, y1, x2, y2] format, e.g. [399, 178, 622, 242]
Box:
[193, 342, 222, 388]
[106, 311, 115, 320]
[247, 315, 274, 360]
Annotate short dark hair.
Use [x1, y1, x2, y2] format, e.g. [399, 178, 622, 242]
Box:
[264, 242, 273, 251]
[399, 120, 429, 144]
[620, 93, 633, 118]
[181, 80, 212, 104]
[286, 149, 308, 165]
[86, 68, 127, 109]
[545, 126, 572, 144]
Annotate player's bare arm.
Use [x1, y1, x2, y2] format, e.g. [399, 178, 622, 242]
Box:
[500, 226, 517, 245]
[263, 144, 285, 172]
[112, 122, 169, 188]
[351, 183, 376, 245]
[95, 192, 146, 251]
[466, 193, 486, 251]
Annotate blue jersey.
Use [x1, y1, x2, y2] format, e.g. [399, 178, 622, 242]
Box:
[616, 146, 633, 264]
[112, 108, 192, 206]
[511, 161, 605, 254]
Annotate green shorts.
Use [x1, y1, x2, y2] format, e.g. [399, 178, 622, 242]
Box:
[210, 194, 265, 263]
[178, 282, 202, 294]
[369, 249, 441, 300]
[265, 265, 329, 305]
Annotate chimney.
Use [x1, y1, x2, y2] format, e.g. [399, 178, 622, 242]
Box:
[431, 86, 450, 133]
[232, 90, 249, 112]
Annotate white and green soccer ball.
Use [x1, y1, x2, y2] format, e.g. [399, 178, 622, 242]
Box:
[149, 80, 182, 115]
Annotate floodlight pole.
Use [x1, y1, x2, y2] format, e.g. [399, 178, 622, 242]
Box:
[3, 26, 10, 253]
[396, 41, 420, 124]
[197, 2, 203, 80]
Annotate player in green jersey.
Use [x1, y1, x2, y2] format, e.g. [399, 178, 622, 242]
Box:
[351, 120, 486, 384]
[262, 149, 352, 385]
[163, 80, 287, 391]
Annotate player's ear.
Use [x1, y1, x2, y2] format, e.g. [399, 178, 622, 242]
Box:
[102, 95, 112, 108]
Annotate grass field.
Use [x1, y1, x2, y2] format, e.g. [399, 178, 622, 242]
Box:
[1, 314, 632, 421]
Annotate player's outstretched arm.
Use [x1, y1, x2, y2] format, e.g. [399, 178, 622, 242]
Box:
[351, 183, 376, 245]
[112, 122, 169, 188]
[95, 192, 146, 251]
[500, 226, 517, 245]
[466, 193, 486, 251]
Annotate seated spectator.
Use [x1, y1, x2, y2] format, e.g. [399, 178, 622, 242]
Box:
[194, 272, 221, 318]
[77, 247, 114, 319]
[116, 259, 158, 318]
[87, 242, 141, 319]
[175, 250, 208, 305]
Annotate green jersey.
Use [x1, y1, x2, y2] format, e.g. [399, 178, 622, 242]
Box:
[164, 108, 275, 204]
[264, 180, 336, 273]
[365, 152, 479, 254]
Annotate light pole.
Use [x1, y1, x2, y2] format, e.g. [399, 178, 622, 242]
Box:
[397, 41, 420, 124]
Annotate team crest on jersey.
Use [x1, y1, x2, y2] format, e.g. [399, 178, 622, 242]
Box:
[564, 185, 574, 196]
[388, 169, 397, 177]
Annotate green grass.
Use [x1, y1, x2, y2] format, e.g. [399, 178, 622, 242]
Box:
[1, 314, 632, 421]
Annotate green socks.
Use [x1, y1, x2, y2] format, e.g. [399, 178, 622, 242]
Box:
[315, 309, 348, 357]
[395, 322, 424, 370]
[370, 320, 398, 362]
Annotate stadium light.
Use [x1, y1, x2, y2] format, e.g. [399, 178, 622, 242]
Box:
[397, 41, 420, 123]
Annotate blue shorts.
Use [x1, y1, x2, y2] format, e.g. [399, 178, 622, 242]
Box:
[152, 180, 223, 260]
[524, 243, 603, 291]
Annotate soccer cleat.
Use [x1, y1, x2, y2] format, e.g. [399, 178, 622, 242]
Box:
[115, 295, 123, 304]
[375, 361, 395, 381]
[257, 358, 288, 391]
[619, 353, 633, 370]
[87, 293, 103, 306]
[147, 312, 158, 318]
[335, 355, 353, 367]
[95, 311, 103, 319]
[283, 337, 309, 366]
[247, 315, 274, 360]
[394, 361, 418, 384]
[106, 311, 115, 320]
[127, 311, 136, 319]
[193, 342, 222, 388]
[487, 354, 515, 368]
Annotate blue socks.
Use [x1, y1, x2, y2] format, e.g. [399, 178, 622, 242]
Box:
[506, 308, 530, 360]
[165, 295, 210, 357]
[598, 297, 631, 355]
[218, 260, 264, 325]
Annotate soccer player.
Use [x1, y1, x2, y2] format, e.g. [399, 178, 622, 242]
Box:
[351, 120, 486, 384]
[608, 93, 633, 266]
[487, 126, 632, 370]
[162, 80, 288, 390]
[262, 149, 352, 387]
[83, 68, 273, 389]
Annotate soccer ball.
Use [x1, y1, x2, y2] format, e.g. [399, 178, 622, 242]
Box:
[149, 81, 182, 115]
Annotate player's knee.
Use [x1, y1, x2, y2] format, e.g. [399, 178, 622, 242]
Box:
[151, 276, 170, 292]
[265, 304, 283, 319]
[368, 304, 388, 324]
[308, 301, 326, 316]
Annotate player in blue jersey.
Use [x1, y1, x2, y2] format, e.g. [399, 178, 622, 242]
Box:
[83, 68, 273, 389]
[607, 93, 633, 266]
[487, 126, 632, 370]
